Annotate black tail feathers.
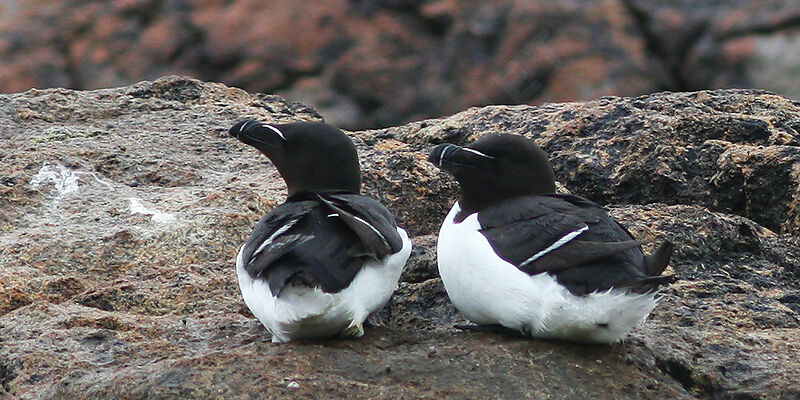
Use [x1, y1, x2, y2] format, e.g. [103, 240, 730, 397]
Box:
[626, 241, 676, 293]
[644, 241, 673, 276]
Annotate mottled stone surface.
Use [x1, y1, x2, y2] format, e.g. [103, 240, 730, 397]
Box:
[1, 76, 799, 399]
[375, 90, 800, 234]
[2, 1, 800, 129]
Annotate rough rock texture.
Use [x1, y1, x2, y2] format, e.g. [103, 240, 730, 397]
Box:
[379, 90, 800, 234]
[1, 76, 799, 399]
[3, 1, 800, 129]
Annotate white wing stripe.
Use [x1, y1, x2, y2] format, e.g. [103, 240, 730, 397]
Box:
[250, 219, 298, 261]
[519, 225, 588, 267]
[352, 215, 389, 247]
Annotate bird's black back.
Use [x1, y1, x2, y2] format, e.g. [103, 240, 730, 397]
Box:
[477, 194, 671, 295]
[240, 193, 403, 296]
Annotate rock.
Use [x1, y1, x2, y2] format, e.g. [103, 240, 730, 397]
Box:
[373, 90, 800, 234]
[3, 1, 800, 129]
[1, 76, 799, 399]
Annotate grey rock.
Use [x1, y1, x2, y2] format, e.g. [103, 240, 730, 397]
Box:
[1, 76, 798, 399]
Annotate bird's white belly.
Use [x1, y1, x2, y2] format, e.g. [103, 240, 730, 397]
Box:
[236, 227, 412, 343]
[436, 202, 657, 343]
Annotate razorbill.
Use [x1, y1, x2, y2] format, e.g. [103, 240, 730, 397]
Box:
[230, 119, 412, 343]
[429, 134, 674, 343]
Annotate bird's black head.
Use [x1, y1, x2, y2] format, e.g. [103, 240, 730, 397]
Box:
[429, 134, 555, 214]
[230, 119, 361, 196]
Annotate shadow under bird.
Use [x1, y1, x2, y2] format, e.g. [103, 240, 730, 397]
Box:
[230, 119, 411, 343]
[429, 134, 674, 343]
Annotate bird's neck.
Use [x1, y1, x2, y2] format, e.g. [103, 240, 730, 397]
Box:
[287, 189, 359, 202]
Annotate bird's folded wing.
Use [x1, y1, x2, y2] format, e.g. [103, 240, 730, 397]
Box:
[319, 193, 404, 259]
[241, 201, 317, 279]
[478, 195, 645, 276]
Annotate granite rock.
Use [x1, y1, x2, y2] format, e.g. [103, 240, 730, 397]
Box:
[1, 76, 798, 399]
[3, 1, 800, 129]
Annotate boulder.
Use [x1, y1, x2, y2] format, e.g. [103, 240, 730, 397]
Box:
[1, 76, 798, 399]
[3, 1, 800, 129]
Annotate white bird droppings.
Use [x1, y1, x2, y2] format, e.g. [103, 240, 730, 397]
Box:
[128, 198, 176, 224]
[30, 163, 79, 196]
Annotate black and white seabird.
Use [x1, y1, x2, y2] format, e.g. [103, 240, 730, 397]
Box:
[429, 134, 674, 343]
[230, 119, 412, 343]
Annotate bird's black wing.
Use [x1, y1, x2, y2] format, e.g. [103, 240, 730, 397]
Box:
[319, 193, 404, 259]
[478, 194, 667, 294]
[240, 200, 317, 284]
[241, 195, 403, 296]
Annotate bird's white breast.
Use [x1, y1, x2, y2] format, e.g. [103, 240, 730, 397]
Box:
[436, 202, 657, 343]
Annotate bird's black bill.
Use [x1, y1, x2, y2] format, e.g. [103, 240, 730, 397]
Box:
[429, 143, 496, 172]
[428, 144, 460, 168]
[229, 119, 284, 149]
[229, 119, 257, 139]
